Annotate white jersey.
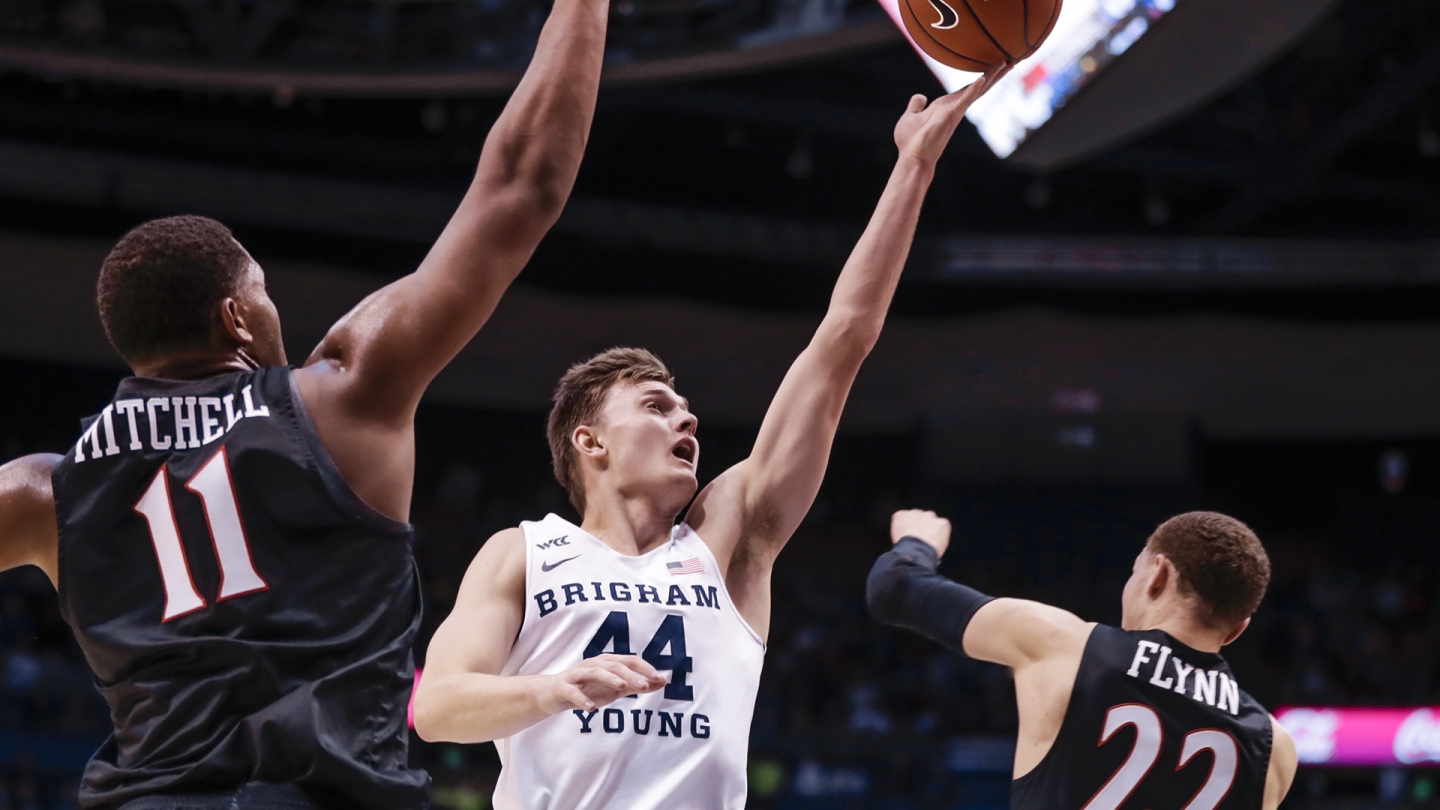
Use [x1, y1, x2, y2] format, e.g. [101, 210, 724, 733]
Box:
[493, 514, 766, 810]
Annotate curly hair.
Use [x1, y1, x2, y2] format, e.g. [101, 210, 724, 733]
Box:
[1147, 511, 1271, 629]
[547, 347, 676, 512]
[96, 215, 250, 364]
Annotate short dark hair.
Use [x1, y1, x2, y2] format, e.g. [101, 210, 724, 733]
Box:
[1146, 511, 1270, 630]
[547, 348, 676, 512]
[97, 215, 250, 363]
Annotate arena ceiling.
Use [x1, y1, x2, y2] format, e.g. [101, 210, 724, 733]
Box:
[0, 0, 1438, 316]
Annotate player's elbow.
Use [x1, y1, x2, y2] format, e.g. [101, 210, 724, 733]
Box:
[816, 312, 883, 361]
[479, 149, 572, 220]
[865, 558, 909, 626]
[410, 682, 451, 744]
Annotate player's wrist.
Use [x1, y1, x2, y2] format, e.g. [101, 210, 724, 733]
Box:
[530, 673, 570, 716]
[894, 535, 942, 566]
[896, 148, 939, 174]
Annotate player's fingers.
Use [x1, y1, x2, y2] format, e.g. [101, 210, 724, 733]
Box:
[572, 663, 629, 692]
[593, 659, 651, 690]
[615, 655, 663, 680]
[585, 656, 646, 686]
[907, 94, 928, 114]
[561, 683, 596, 712]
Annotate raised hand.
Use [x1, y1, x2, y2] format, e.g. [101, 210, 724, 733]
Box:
[538, 654, 668, 713]
[893, 63, 1011, 165]
[890, 509, 952, 558]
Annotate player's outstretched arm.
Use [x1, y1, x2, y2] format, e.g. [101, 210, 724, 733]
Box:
[413, 529, 667, 744]
[685, 68, 1010, 603]
[0, 454, 60, 587]
[1264, 717, 1297, 810]
[297, 0, 610, 422]
[866, 509, 1090, 669]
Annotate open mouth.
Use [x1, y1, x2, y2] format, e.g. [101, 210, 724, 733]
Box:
[671, 439, 696, 465]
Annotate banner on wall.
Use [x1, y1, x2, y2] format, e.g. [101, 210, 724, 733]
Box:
[1277, 707, 1440, 767]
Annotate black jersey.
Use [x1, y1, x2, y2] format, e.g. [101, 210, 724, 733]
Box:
[51, 366, 429, 810]
[1011, 625, 1272, 810]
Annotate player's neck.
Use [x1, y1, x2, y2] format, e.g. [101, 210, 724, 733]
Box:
[578, 491, 677, 557]
[1142, 614, 1228, 654]
[132, 350, 257, 381]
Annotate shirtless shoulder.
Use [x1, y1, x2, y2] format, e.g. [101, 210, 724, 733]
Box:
[0, 453, 61, 585]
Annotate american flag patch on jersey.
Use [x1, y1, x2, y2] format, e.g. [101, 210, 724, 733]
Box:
[666, 557, 704, 575]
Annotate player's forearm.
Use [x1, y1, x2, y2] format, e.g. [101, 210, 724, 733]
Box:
[412, 671, 555, 744]
[866, 537, 993, 653]
[471, 0, 609, 222]
[814, 154, 934, 360]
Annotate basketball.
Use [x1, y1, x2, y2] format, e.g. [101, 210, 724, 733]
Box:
[899, 0, 1062, 71]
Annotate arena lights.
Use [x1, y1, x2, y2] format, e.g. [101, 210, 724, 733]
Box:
[1277, 707, 1440, 767]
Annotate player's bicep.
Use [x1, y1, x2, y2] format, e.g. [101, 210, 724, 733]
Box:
[304, 185, 550, 420]
[734, 342, 859, 541]
[423, 527, 528, 679]
[961, 598, 1090, 669]
[303, 273, 478, 417]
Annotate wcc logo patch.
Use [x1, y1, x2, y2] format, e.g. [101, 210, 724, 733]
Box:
[535, 535, 570, 550]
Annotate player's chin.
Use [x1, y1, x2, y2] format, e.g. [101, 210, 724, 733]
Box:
[672, 470, 698, 496]
[659, 473, 698, 511]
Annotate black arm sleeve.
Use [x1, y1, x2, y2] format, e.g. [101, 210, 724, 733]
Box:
[865, 537, 995, 654]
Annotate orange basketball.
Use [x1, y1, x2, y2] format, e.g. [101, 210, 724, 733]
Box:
[899, 0, 1062, 71]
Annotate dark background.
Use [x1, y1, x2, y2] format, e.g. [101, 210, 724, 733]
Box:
[3, 0, 1440, 806]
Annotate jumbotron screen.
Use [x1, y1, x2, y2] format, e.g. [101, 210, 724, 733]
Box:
[873, 0, 1180, 158]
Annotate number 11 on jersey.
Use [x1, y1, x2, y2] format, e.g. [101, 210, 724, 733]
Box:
[133, 448, 267, 621]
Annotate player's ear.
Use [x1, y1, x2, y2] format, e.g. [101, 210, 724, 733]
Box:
[218, 297, 254, 347]
[572, 424, 606, 460]
[1220, 616, 1250, 646]
[1146, 552, 1170, 599]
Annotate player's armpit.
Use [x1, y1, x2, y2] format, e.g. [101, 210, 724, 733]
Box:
[960, 598, 1092, 670]
[1264, 715, 1298, 810]
[0, 454, 60, 587]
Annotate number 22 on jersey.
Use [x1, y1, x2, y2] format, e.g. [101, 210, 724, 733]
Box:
[1084, 703, 1239, 810]
[133, 448, 267, 621]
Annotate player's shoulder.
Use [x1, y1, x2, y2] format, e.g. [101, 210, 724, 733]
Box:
[453, 527, 528, 605]
[476, 526, 527, 562]
[1265, 714, 1298, 809]
[1269, 713, 1297, 770]
[1, 454, 61, 503]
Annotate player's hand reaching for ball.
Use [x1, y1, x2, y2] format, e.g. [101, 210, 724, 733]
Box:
[890, 509, 952, 558]
[539, 654, 668, 714]
[893, 63, 1011, 165]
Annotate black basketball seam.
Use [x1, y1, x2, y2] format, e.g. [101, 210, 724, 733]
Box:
[903, 0, 992, 67]
[1022, 0, 1031, 50]
[957, 0, 1016, 62]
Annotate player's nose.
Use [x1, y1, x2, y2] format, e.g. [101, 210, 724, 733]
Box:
[676, 410, 697, 435]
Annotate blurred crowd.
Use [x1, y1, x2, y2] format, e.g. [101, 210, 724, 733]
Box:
[1, 433, 1439, 808]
